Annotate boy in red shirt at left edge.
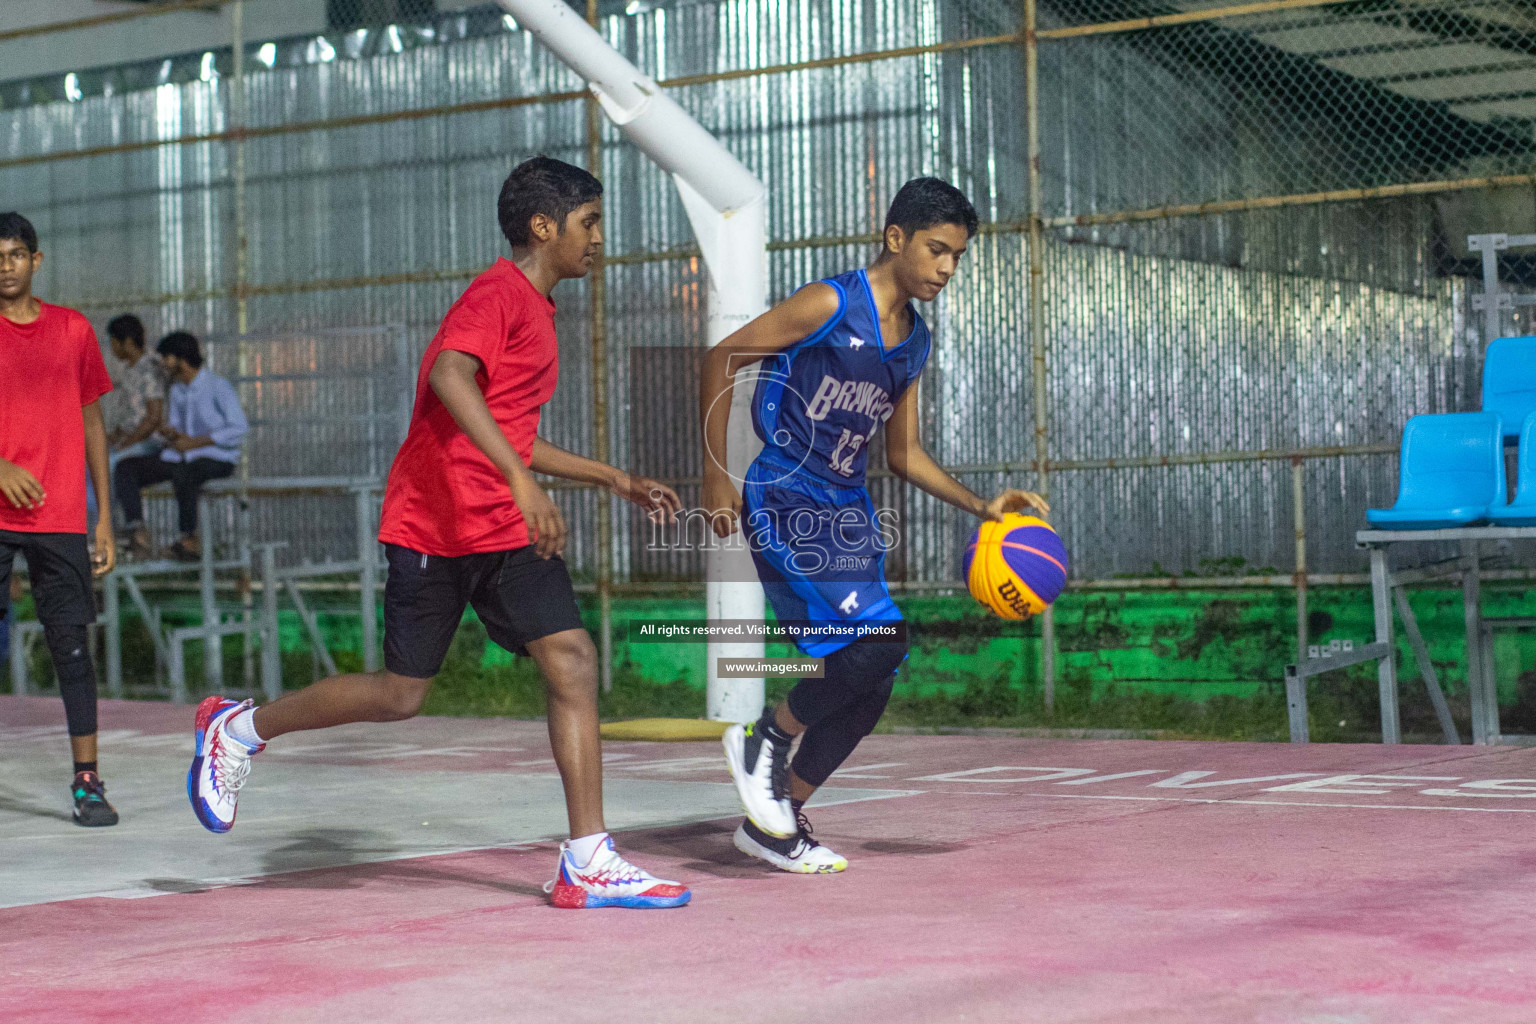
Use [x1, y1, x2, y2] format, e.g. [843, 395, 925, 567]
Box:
[0, 212, 120, 827]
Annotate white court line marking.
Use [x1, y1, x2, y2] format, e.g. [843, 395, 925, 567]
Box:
[833, 762, 907, 778]
[1019, 791, 1536, 814]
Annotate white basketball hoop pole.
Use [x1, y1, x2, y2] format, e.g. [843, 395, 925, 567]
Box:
[495, 0, 767, 722]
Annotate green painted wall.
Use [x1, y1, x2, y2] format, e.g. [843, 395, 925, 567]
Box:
[132, 584, 1536, 707]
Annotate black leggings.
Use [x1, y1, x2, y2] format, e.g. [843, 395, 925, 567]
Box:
[115, 455, 234, 535]
[786, 634, 909, 788]
[0, 532, 100, 736]
[45, 625, 99, 736]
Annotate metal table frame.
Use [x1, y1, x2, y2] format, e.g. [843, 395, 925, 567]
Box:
[1355, 526, 1536, 746]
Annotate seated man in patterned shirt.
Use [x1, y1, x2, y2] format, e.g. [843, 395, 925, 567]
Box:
[87, 314, 165, 531]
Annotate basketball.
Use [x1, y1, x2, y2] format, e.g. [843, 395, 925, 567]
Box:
[963, 514, 1069, 620]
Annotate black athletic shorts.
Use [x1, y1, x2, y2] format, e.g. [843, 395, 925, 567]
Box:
[382, 542, 586, 679]
[0, 530, 96, 626]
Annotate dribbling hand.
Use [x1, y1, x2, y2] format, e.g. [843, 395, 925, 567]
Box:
[984, 489, 1050, 521]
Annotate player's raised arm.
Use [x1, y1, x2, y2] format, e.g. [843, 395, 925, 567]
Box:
[699, 282, 842, 537]
[884, 382, 1049, 521]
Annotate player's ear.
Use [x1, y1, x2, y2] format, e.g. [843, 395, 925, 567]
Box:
[883, 224, 905, 256]
[529, 212, 556, 244]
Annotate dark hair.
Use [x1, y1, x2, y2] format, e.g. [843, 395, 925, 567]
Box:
[497, 156, 603, 248]
[107, 314, 146, 349]
[0, 212, 39, 254]
[884, 178, 979, 239]
[156, 330, 204, 369]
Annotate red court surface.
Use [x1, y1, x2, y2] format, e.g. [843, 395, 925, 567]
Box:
[5, 695, 1536, 1023]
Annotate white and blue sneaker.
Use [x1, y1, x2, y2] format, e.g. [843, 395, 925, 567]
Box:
[545, 837, 691, 909]
[188, 696, 263, 834]
[734, 813, 848, 874]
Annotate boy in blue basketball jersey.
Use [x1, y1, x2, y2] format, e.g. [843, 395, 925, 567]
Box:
[701, 178, 1048, 873]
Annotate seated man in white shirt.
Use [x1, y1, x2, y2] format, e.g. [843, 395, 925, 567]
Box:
[114, 332, 248, 561]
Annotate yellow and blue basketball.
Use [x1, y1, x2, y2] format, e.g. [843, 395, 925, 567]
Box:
[963, 514, 1068, 620]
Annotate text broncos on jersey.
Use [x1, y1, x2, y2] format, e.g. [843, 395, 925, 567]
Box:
[803, 374, 895, 425]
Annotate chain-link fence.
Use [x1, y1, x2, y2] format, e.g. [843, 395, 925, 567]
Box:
[1034, 0, 1536, 610]
[3, 0, 1530, 676]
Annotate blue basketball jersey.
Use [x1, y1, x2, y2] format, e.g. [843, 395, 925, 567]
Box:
[751, 268, 932, 489]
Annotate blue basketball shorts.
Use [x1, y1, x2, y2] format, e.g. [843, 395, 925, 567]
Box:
[741, 452, 903, 657]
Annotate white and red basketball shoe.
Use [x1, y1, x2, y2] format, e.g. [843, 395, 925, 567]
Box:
[545, 836, 691, 909]
[188, 696, 263, 833]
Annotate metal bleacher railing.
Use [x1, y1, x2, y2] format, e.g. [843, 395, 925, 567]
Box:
[10, 477, 382, 705]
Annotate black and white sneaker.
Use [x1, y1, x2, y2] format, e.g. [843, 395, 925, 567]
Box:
[722, 719, 797, 838]
[733, 813, 847, 873]
[71, 772, 119, 827]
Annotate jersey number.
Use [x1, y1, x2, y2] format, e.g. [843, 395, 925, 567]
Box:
[828, 429, 865, 476]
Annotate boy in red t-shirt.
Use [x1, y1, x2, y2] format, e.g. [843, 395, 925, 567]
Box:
[188, 158, 691, 908]
[0, 212, 120, 826]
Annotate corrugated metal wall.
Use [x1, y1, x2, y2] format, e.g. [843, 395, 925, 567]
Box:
[0, 0, 1473, 581]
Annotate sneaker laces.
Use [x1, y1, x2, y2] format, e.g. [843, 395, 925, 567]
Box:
[768, 737, 790, 802]
[550, 839, 656, 891]
[795, 809, 820, 848]
[576, 845, 653, 888]
[211, 733, 254, 796]
[73, 772, 107, 802]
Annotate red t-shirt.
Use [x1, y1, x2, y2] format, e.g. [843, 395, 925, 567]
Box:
[0, 302, 112, 535]
[379, 259, 559, 555]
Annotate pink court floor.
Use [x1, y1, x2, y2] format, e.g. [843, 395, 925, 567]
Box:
[4, 696, 1536, 1023]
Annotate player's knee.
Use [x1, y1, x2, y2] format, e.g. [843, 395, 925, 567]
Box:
[829, 635, 908, 693]
[536, 631, 598, 701]
[787, 636, 905, 729]
[864, 637, 909, 682]
[43, 624, 92, 680]
[848, 673, 895, 738]
[377, 673, 430, 721]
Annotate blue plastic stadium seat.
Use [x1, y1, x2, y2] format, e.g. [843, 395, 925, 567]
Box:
[1366, 412, 1505, 529]
[1489, 411, 1536, 526]
[1483, 337, 1536, 442]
